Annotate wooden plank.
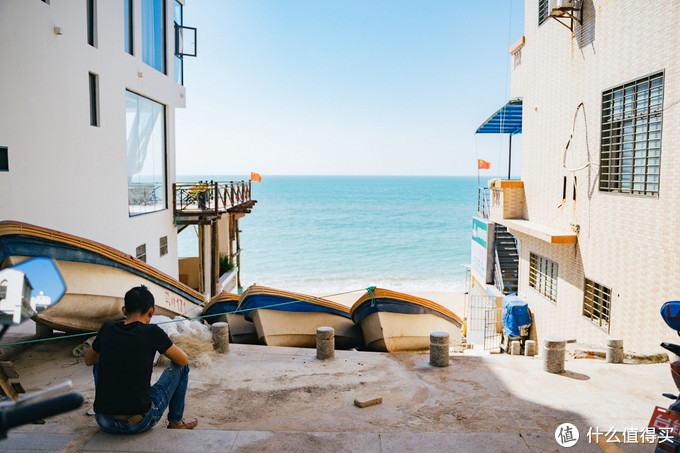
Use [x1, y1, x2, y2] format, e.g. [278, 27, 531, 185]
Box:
[0, 370, 18, 400]
[0, 362, 18, 379]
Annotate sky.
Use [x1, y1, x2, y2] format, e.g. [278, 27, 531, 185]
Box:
[175, 1, 525, 177]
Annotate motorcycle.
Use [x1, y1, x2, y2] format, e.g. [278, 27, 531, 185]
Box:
[0, 257, 83, 439]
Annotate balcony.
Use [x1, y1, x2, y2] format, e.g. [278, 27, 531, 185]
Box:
[477, 179, 577, 244]
[173, 180, 257, 226]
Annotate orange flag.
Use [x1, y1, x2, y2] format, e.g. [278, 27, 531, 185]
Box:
[250, 172, 262, 182]
[478, 159, 490, 170]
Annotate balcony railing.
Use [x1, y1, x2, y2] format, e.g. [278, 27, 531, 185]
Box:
[173, 180, 255, 221]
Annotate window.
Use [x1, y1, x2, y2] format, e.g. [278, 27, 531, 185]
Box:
[538, 0, 549, 26]
[142, 0, 165, 73]
[159, 236, 168, 256]
[124, 0, 133, 54]
[86, 0, 97, 47]
[583, 278, 612, 332]
[0, 147, 8, 171]
[126, 91, 166, 216]
[88, 73, 99, 127]
[0, 280, 6, 300]
[136, 244, 147, 262]
[529, 253, 557, 302]
[174, 1, 183, 84]
[600, 72, 664, 196]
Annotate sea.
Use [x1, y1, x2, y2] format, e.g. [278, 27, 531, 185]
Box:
[177, 175, 481, 295]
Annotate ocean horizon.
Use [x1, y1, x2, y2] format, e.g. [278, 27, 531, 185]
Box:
[178, 175, 484, 295]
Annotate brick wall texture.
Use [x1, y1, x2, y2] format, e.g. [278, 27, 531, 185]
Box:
[508, 0, 680, 353]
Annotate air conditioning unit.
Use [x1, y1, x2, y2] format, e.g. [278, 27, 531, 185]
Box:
[549, 0, 573, 16]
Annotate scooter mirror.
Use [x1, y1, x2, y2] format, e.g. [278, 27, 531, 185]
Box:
[0, 257, 66, 326]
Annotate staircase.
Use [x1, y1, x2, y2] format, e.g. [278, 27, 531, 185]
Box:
[494, 225, 519, 294]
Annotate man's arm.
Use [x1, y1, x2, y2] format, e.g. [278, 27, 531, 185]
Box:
[163, 345, 188, 367]
[85, 346, 99, 366]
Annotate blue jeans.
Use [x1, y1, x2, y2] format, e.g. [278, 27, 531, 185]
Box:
[93, 362, 190, 434]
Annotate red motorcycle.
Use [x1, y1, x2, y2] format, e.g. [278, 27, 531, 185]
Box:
[650, 301, 680, 452]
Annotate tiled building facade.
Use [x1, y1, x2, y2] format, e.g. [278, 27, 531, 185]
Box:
[488, 0, 680, 353]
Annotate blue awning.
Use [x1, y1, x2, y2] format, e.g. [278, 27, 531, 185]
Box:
[476, 99, 523, 135]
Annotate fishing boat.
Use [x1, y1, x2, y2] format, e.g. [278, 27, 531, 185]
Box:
[350, 288, 463, 352]
[202, 292, 259, 344]
[0, 221, 205, 333]
[238, 285, 362, 349]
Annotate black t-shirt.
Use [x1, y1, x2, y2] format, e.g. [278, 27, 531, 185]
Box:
[92, 321, 173, 415]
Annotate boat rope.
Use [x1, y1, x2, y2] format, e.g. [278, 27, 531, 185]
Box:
[367, 286, 376, 307]
[0, 287, 375, 348]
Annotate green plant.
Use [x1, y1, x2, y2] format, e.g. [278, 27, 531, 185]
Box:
[219, 253, 234, 275]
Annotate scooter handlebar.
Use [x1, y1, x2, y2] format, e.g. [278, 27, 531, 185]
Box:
[661, 342, 680, 357]
[0, 392, 83, 438]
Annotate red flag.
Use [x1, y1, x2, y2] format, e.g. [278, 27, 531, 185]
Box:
[250, 172, 262, 182]
[478, 159, 490, 170]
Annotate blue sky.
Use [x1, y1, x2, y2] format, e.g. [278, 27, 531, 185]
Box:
[176, 1, 524, 176]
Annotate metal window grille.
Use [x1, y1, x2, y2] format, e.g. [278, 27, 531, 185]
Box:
[136, 244, 147, 263]
[529, 252, 557, 302]
[159, 236, 168, 256]
[583, 278, 611, 332]
[538, 0, 549, 26]
[600, 72, 663, 196]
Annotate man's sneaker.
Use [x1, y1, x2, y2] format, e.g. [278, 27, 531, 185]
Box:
[167, 418, 198, 429]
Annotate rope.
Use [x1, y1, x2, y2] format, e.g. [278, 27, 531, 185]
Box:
[0, 287, 373, 348]
[367, 286, 376, 307]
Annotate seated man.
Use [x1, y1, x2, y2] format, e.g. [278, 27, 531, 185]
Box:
[85, 285, 198, 433]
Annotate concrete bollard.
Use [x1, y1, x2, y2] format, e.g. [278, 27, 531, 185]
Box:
[543, 337, 566, 374]
[429, 331, 449, 367]
[510, 340, 521, 355]
[524, 340, 537, 357]
[316, 327, 335, 360]
[212, 322, 230, 353]
[606, 338, 624, 364]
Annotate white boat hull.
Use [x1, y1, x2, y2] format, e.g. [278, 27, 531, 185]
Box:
[359, 311, 462, 352]
[9, 257, 202, 333]
[250, 309, 362, 349]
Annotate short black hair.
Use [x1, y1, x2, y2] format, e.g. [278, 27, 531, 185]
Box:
[124, 285, 155, 314]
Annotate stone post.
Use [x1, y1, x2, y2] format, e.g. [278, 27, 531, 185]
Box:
[543, 337, 566, 373]
[606, 338, 624, 364]
[429, 331, 449, 367]
[212, 322, 230, 353]
[316, 327, 334, 360]
[524, 340, 537, 357]
[510, 340, 521, 355]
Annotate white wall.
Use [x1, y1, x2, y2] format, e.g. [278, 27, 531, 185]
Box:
[0, 0, 186, 277]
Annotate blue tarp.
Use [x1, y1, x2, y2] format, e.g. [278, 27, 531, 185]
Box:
[502, 294, 531, 337]
[476, 99, 523, 136]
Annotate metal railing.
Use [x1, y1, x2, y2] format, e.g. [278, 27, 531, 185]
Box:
[477, 187, 490, 218]
[173, 180, 252, 216]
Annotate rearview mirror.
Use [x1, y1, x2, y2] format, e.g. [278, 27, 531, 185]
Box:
[0, 257, 66, 325]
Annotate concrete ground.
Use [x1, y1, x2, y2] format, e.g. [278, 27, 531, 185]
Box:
[0, 335, 671, 452]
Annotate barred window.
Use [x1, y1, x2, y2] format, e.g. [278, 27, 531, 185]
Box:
[600, 72, 664, 196]
[538, 0, 549, 26]
[159, 236, 168, 256]
[529, 253, 557, 302]
[583, 278, 611, 332]
[136, 244, 147, 263]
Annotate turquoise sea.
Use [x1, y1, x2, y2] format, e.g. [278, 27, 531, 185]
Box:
[178, 176, 480, 294]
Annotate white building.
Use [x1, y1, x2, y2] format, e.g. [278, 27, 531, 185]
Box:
[472, 0, 679, 354]
[0, 1, 252, 299]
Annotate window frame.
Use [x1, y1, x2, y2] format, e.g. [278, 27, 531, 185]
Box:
[538, 0, 549, 26]
[136, 244, 147, 262]
[582, 277, 612, 332]
[599, 71, 664, 196]
[0, 147, 8, 172]
[124, 0, 134, 55]
[141, 0, 166, 74]
[528, 252, 558, 302]
[88, 72, 100, 127]
[159, 236, 168, 256]
[126, 90, 168, 217]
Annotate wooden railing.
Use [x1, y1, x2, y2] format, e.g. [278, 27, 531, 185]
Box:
[173, 180, 252, 217]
